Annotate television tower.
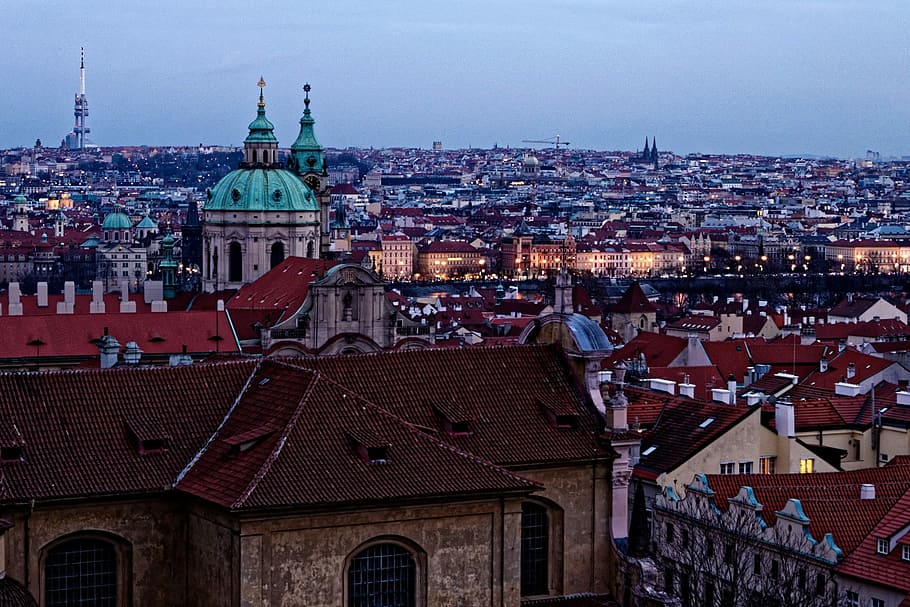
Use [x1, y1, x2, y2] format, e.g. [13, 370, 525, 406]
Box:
[72, 47, 90, 149]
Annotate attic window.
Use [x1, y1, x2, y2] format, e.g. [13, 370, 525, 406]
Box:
[538, 398, 579, 429]
[642, 445, 657, 456]
[699, 417, 716, 429]
[125, 419, 170, 456]
[877, 538, 889, 555]
[223, 426, 277, 454]
[347, 429, 390, 465]
[0, 446, 23, 463]
[433, 401, 474, 436]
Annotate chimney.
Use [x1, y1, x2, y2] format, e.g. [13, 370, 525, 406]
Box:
[8, 282, 22, 316]
[835, 382, 861, 397]
[846, 362, 856, 380]
[37, 282, 48, 307]
[119, 280, 136, 313]
[56, 281, 75, 314]
[123, 341, 142, 365]
[819, 356, 828, 373]
[896, 390, 910, 406]
[711, 388, 731, 404]
[648, 378, 676, 395]
[775, 400, 795, 438]
[678, 381, 695, 399]
[860, 483, 876, 500]
[90, 280, 105, 313]
[98, 331, 121, 369]
[727, 374, 737, 404]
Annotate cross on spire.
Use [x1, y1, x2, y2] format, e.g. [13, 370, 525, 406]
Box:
[303, 83, 311, 110]
[257, 76, 266, 108]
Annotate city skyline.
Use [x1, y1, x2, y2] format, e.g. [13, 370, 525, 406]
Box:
[3, 0, 909, 158]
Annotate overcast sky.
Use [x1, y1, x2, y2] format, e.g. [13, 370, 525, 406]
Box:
[3, 0, 908, 157]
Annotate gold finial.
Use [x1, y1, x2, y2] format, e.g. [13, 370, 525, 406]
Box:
[257, 76, 266, 108]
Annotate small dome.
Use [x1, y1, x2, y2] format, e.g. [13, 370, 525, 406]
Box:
[13, 194, 27, 204]
[0, 576, 38, 607]
[205, 168, 319, 212]
[523, 154, 540, 166]
[136, 215, 157, 229]
[102, 211, 132, 230]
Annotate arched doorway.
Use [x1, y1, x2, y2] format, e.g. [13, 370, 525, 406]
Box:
[270, 241, 285, 269]
[229, 242, 242, 283]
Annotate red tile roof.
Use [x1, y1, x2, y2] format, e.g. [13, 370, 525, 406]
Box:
[609, 282, 657, 314]
[706, 460, 910, 554]
[177, 360, 538, 509]
[0, 310, 237, 360]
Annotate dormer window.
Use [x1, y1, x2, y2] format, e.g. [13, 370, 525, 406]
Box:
[222, 425, 277, 455]
[538, 398, 579, 429]
[0, 445, 23, 463]
[902, 544, 910, 561]
[433, 401, 474, 436]
[877, 538, 889, 555]
[125, 419, 170, 456]
[347, 429, 390, 465]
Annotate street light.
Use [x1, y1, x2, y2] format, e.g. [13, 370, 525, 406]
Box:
[703, 255, 711, 273]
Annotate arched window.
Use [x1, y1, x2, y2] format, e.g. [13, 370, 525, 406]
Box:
[521, 502, 549, 596]
[45, 537, 117, 606]
[348, 543, 415, 607]
[306, 239, 315, 258]
[252, 150, 258, 163]
[270, 241, 285, 269]
[229, 242, 242, 283]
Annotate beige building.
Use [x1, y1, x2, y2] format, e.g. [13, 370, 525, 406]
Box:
[380, 233, 415, 280]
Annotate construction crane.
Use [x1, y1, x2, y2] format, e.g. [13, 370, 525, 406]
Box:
[521, 134, 570, 150]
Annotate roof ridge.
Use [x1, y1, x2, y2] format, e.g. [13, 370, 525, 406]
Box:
[232, 361, 321, 508]
[306, 371, 541, 491]
[174, 358, 265, 487]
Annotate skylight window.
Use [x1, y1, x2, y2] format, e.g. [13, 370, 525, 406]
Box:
[643, 445, 658, 456]
[699, 417, 716, 429]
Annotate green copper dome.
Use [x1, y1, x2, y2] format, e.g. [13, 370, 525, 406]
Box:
[205, 168, 319, 212]
[136, 214, 157, 229]
[102, 211, 133, 230]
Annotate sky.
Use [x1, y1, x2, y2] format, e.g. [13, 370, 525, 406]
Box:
[2, 0, 908, 157]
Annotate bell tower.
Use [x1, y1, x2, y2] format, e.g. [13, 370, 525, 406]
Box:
[289, 83, 330, 257]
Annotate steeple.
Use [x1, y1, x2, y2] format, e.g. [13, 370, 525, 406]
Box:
[554, 238, 574, 315]
[650, 137, 659, 167]
[290, 83, 327, 180]
[159, 228, 178, 299]
[242, 77, 279, 166]
[642, 137, 650, 160]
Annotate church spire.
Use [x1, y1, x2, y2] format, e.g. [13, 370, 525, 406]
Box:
[243, 77, 278, 166]
[290, 82, 327, 178]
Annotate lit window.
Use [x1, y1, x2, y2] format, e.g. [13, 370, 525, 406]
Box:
[799, 458, 815, 474]
[720, 462, 735, 475]
[877, 538, 889, 555]
[759, 456, 776, 475]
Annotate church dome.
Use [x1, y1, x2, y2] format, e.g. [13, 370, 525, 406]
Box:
[205, 167, 319, 212]
[102, 211, 132, 230]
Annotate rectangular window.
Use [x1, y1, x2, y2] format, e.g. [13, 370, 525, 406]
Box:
[902, 544, 910, 561]
[800, 458, 815, 474]
[706, 539, 715, 559]
[798, 568, 807, 591]
[877, 538, 889, 555]
[845, 592, 860, 607]
[871, 599, 885, 607]
[753, 553, 761, 575]
[704, 581, 715, 607]
[666, 523, 675, 544]
[681, 529, 690, 549]
[664, 569, 674, 594]
[815, 574, 826, 597]
[770, 559, 780, 579]
[739, 461, 753, 474]
[720, 461, 735, 474]
[759, 456, 776, 474]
